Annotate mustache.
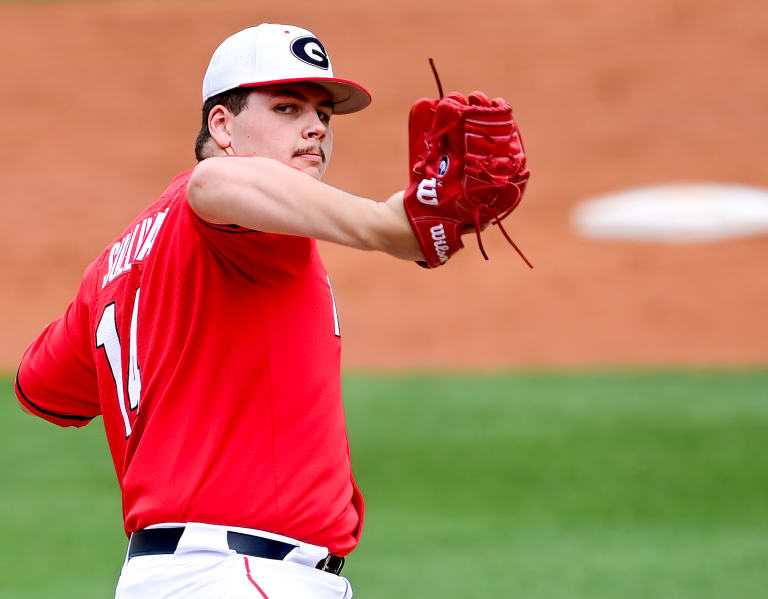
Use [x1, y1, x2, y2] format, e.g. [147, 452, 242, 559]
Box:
[293, 146, 326, 162]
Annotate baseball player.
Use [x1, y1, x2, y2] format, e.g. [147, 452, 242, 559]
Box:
[15, 22, 528, 599]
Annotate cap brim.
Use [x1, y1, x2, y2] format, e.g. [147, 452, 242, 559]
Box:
[238, 77, 371, 114]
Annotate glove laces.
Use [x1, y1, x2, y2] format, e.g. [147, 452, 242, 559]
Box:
[423, 121, 532, 268]
[467, 153, 533, 269]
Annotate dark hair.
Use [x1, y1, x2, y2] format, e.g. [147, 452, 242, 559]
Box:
[194, 88, 252, 161]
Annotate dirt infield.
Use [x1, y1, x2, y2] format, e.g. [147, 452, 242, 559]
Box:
[2, 0, 767, 369]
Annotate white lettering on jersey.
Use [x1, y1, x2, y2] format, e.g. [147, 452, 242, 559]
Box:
[327, 275, 341, 338]
[102, 209, 169, 289]
[134, 218, 151, 260]
[103, 243, 121, 288]
[114, 235, 131, 277]
[96, 287, 143, 439]
[127, 288, 142, 411]
[120, 223, 140, 273]
[135, 210, 168, 261]
[96, 302, 131, 437]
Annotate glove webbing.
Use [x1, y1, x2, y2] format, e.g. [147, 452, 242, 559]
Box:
[425, 122, 532, 268]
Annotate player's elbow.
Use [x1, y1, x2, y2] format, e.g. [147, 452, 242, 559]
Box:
[187, 158, 229, 224]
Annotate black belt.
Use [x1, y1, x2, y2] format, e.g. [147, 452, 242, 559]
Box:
[127, 527, 345, 575]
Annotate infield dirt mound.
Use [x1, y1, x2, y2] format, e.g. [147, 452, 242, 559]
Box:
[2, 0, 766, 369]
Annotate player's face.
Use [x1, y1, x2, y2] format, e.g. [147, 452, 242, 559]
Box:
[227, 84, 334, 180]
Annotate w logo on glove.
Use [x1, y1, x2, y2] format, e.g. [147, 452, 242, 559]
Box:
[416, 178, 439, 205]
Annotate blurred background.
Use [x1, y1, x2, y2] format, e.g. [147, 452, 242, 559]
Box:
[1, 0, 766, 369]
[1, 0, 766, 597]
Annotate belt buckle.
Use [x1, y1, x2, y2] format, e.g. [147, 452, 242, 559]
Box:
[316, 553, 345, 575]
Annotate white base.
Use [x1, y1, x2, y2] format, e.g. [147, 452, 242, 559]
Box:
[572, 183, 768, 242]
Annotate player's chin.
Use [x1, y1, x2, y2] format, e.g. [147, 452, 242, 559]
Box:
[291, 157, 325, 180]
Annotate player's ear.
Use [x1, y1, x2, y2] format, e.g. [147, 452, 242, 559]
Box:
[208, 105, 234, 152]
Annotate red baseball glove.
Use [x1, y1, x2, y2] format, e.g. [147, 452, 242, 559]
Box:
[403, 91, 531, 268]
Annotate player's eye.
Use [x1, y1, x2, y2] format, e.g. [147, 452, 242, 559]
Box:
[275, 104, 297, 114]
[317, 111, 332, 125]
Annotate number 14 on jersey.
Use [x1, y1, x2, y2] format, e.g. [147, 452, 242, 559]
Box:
[95, 288, 142, 438]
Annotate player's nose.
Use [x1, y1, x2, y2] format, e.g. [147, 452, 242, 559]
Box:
[303, 112, 328, 140]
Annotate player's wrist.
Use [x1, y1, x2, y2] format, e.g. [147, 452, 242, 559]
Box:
[373, 194, 424, 260]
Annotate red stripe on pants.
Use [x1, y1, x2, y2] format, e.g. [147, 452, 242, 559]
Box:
[243, 556, 270, 599]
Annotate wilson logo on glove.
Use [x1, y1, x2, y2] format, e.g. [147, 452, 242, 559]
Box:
[417, 178, 439, 205]
[403, 60, 532, 269]
[430, 224, 450, 263]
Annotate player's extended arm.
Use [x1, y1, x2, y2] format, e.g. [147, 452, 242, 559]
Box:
[187, 156, 423, 261]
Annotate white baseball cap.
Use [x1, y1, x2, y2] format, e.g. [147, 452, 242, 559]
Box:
[202, 24, 371, 114]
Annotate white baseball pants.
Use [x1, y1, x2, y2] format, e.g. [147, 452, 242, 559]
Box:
[114, 523, 354, 599]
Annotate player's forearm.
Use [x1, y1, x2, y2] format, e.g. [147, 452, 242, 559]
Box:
[187, 157, 422, 260]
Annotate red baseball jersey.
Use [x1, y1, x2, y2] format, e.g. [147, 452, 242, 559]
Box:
[15, 169, 364, 555]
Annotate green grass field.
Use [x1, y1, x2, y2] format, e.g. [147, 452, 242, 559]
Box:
[1, 370, 767, 598]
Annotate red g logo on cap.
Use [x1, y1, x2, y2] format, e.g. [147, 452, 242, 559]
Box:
[290, 37, 330, 70]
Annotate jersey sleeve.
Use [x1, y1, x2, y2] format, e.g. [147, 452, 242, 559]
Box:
[181, 194, 314, 279]
[15, 262, 101, 427]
